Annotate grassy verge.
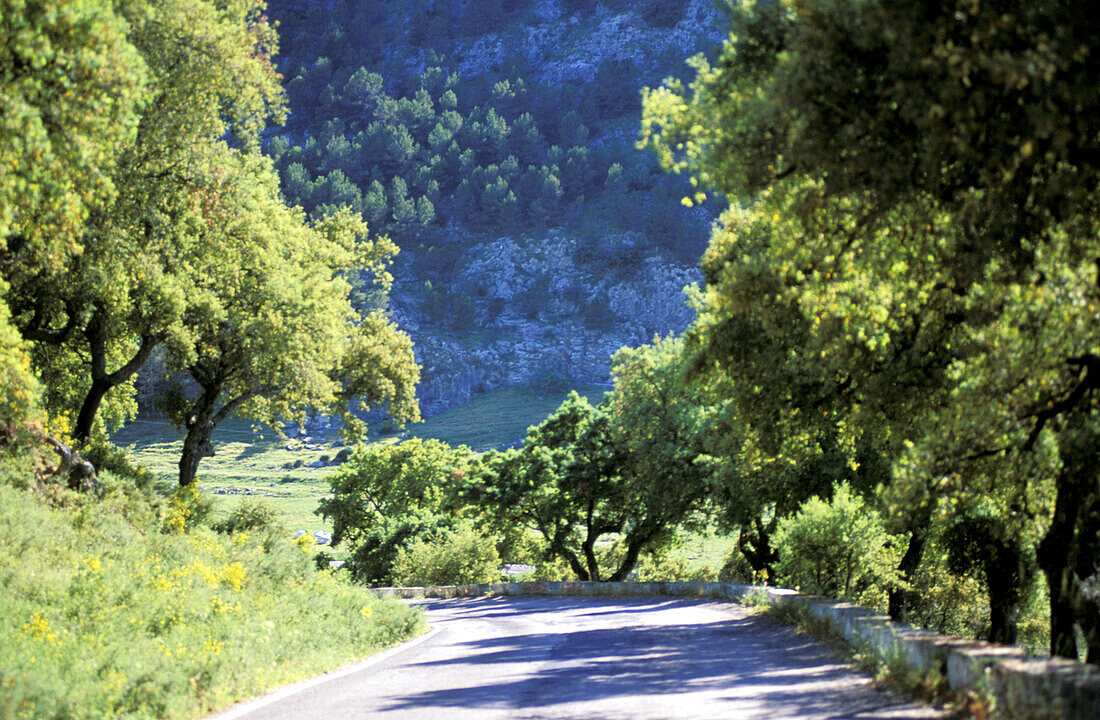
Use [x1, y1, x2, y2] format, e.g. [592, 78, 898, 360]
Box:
[0, 479, 425, 720]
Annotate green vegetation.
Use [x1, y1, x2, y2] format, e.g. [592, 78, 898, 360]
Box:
[266, 0, 711, 253]
[391, 521, 502, 587]
[772, 485, 901, 611]
[4, 3, 1099, 717]
[392, 384, 610, 449]
[0, 479, 423, 719]
[323, 338, 715, 585]
[111, 418, 341, 537]
[2, 0, 419, 492]
[320, 438, 475, 586]
[641, 0, 1100, 662]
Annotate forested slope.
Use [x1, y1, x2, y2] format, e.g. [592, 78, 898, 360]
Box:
[263, 0, 725, 412]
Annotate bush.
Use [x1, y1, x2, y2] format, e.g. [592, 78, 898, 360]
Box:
[82, 438, 155, 490]
[319, 438, 474, 585]
[212, 498, 284, 536]
[632, 550, 718, 582]
[161, 484, 213, 534]
[773, 484, 901, 607]
[718, 545, 756, 584]
[391, 522, 501, 586]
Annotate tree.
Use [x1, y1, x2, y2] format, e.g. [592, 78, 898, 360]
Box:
[472, 393, 626, 581]
[641, 0, 1100, 659]
[319, 438, 473, 586]
[6, 0, 288, 445]
[164, 191, 419, 487]
[0, 0, 147, 445]
[471, 338, 714, 581]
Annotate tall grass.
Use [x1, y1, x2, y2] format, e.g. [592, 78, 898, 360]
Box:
[0, 479, 424, 719]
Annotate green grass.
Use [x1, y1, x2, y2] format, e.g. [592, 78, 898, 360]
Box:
[389, 383, 612, 449]
[111, 418, 341, 539]
[673, 530, 735, 572]
[0, 481, 425, 719]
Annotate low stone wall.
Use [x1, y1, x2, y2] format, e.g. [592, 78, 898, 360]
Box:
[374, 580, 1100, 720]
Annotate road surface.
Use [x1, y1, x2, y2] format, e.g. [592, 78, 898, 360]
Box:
[211, 595, 948, 720]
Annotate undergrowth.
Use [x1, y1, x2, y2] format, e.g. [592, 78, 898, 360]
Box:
[0, 472, 425, 720]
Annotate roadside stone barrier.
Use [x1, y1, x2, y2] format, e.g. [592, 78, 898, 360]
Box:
[373, 580, 1099, 720]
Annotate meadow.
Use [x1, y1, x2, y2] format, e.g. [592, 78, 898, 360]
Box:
[111, 383, 733, 572]
[110, 385, 614, 541]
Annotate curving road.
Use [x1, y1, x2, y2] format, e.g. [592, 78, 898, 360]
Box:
[211, 596, 948, 720]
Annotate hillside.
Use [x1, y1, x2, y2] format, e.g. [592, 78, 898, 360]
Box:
[264, 0, 727, 413]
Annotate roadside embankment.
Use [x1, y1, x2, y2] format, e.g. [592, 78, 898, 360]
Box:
[375, 580, 1100, 720]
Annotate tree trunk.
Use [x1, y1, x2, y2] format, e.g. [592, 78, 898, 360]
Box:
[738, 517, 779, 583]
[581, 499, 602, 581]
[73, 310, 162, 442]
[561, 548, 589, 581]
[608, 538, 644, 582]
[1074, 493, 1100, 663]
[179, 415, 216, 487]
[178, 377, 222, 487]
[43, 434, 100, 494]
[74, 376, 113, 444]
[984, 544, 1026, 645]
[1037, 420, 1100, 661]
[888, 530, 927, 622]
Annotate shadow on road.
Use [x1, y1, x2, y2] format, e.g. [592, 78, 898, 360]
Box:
[388, 597, 935, 719]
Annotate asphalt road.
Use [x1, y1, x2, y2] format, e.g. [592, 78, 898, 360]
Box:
[210, 596, 949, 720]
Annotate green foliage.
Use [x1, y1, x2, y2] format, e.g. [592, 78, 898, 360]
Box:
[163, 172, 420, 486]
[641, 0, 1100, 658]
[0, 0, 146, 269]
[0, 483, 424, 719]
[7, 0, 291, 445]
[773, 484, 901, 609]
[470, 337, 714, 581]
[0, 301, 39, 437]
[213, 499, 285, 536]
[391, 521, 501, 587]
[631, 549, 718, 582]
[319, 438, 473, 585]
[1, 0, 421, 490]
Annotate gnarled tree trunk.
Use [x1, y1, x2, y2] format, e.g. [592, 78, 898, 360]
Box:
[1038, 419, 1100, 663]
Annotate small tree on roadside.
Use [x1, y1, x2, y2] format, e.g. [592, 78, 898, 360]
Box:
[773, 484, 900, 606]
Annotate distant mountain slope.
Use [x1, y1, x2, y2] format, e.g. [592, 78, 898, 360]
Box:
[265, 0, 725, 415]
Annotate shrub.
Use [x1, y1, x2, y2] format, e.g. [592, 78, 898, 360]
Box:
[773, 483, 901, 607]
[718, 546, 756, 584]
[391, 522, 501, 587]
[213, 498, 284, 536]
[161, 484, 213, 533]
[632, 551, 718, 582]
[319, 438, 474, 585]
[82, 437, 155, 490]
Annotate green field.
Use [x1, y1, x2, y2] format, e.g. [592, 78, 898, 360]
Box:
[393, 383, 612, 449]
[112, 382, 732, 572]
[112, 384, 612, 539]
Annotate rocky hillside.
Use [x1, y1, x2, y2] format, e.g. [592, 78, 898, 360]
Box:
[265, 0, 727, 415]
